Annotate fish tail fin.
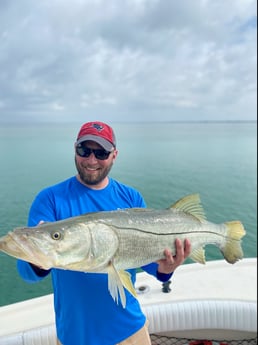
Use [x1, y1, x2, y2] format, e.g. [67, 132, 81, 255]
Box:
[221, 221, 246, 264]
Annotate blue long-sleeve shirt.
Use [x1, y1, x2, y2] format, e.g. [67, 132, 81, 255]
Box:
[17, 177, 171, 345]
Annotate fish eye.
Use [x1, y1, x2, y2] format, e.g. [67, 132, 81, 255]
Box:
[51, 231, 62, 240]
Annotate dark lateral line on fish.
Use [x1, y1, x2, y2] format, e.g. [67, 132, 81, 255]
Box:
[110, 225, 225, 237]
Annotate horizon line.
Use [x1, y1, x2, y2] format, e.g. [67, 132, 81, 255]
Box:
[0, 120, 257, 125]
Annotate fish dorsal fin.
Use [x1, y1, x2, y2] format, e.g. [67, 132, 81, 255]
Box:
[169, 194, 206, 222]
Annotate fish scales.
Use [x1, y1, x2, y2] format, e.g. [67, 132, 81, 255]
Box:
[0, 193, 246, 308]
[95, 208, 228, 270]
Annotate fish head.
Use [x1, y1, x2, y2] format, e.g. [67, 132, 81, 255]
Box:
[0, 220, 92, 270]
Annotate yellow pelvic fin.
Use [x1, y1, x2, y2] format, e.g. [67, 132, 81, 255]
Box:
[221, 221, 246, 264]
[169, 194, 206, 222]
[107, 263, 137, 308]
[107, 263, 126, 308]
[119, 270, 137, 299]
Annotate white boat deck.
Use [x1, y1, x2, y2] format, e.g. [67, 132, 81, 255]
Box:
[0, 258, 257, 344]
[136, 257, 257, 304]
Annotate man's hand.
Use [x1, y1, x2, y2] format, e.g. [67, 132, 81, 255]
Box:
[157, 238, 191, 274]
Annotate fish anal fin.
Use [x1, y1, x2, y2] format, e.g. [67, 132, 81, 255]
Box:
[169, 194, 206, 222]
[190, 247, 206, 264]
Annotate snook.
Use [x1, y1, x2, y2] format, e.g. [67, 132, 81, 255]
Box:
[0, 194, 246, 307]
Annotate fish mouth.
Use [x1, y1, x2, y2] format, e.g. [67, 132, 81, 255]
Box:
[1, 232, 53, 269]
[0, 233, 25, 258]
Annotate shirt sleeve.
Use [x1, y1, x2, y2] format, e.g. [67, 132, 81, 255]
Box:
[28, 188, 57, 226]
[17, 260, 51, 282]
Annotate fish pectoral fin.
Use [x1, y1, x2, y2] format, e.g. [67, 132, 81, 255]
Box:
[169, 194, 207, 222]
[107, 263, 127, 308]
[189, 247, 206, 264]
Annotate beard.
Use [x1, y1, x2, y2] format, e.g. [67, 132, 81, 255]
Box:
[75, 157, 113, 186]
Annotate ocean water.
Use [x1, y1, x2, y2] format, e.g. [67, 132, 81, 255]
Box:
[0, 121, 256, 306]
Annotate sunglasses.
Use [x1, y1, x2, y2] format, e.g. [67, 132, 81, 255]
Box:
[76, 145, 112, 160]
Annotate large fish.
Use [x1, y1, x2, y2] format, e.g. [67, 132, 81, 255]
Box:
[0, 194, 246, 307]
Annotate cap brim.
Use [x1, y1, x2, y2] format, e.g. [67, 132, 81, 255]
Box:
[76, 135, 114, 151]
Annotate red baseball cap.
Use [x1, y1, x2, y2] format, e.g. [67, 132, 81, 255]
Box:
[76, 121, 116, 151]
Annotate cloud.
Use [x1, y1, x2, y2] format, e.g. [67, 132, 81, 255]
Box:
[0, 0, 257, 123]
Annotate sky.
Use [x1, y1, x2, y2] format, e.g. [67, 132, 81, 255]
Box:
[0, 0, 257, 123]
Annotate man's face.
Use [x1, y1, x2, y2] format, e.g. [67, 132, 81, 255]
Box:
[75, 140, 117, 187]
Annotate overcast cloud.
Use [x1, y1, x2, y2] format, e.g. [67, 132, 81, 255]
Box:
[0, 0, 257, 123]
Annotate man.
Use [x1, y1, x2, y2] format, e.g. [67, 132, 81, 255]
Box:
[17, 121, 191, 345]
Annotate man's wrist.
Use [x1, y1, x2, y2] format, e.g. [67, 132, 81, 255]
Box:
[156, 270, 173, 282]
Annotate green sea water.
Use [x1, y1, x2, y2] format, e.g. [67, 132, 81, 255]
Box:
[0, 121, 256, 306]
